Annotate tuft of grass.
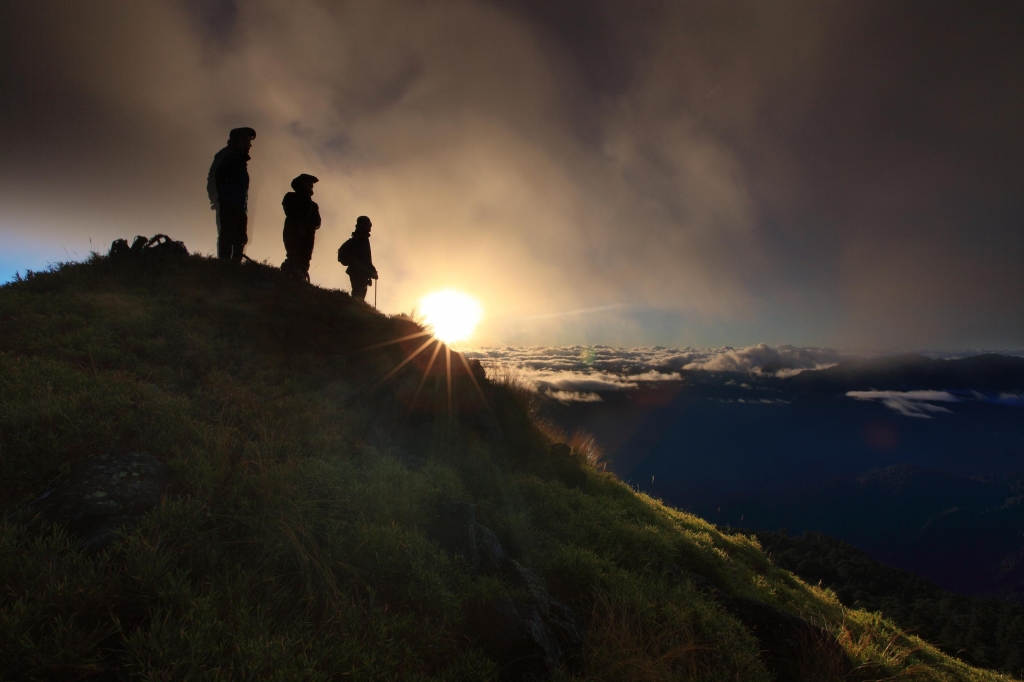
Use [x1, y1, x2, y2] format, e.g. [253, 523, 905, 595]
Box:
[484, 365, 536, 403]
[568, 428, 604, 468]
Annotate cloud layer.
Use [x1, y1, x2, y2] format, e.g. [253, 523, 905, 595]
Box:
[680, 343, 846, 375]
[847, 390, 960, 419]
[471, 344, 1024, 402]
[468, 343, 852, 400]
[2, 1, 1021, 348]
[847, 389, 1024, 418]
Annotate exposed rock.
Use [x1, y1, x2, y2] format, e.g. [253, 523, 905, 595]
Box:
[465, 597, 562, 681]
[549, 443, 587, 490]
[475, 522, 510, 574]
[433, 501, 585, 679]
[502, 556, 550, 606]
[543, 598, 586, 663]
[720, 597, 852, 682]
[29, 452, 175, 551]
[549, 443, 572, 459]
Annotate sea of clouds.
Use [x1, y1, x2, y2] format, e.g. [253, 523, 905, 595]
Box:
[465, 343, 851, 400]
[465, 344, 1024, 404]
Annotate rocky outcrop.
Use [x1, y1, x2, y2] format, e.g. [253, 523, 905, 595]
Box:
[465, 597, 563, 681]
[28, 452, 175, 551]
[548, 443, 587, 490]
[433, 502, 584, 680]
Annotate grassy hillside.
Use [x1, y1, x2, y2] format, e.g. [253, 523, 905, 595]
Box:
[757, 531, 1024, 677]
[0, 254, 1017, 681]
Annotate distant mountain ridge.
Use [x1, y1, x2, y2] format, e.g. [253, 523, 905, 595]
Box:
[756, 530, 1024, 677]
[786, 353, 1024, 392]
[709, 465, 1024, 601]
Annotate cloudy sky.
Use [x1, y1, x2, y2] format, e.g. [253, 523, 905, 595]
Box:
[2, 1, 1021, 349]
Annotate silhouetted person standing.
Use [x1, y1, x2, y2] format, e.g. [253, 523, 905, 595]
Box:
[339, 216, 377, 301]
[280, 174, 321, 281]
[207, 127, 255, 262]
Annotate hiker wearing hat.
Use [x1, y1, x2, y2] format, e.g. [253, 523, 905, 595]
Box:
[207, 127, 256, 262]
[338, 216, 377, 301]
[280, 174, 322, 281]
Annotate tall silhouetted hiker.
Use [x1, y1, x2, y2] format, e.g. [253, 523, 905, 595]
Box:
[207, 127, 255, 262]
[280, 174, 321, 281]
[338, 216, 377, 301]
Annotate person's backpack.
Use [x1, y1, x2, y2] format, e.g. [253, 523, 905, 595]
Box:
[109, 238, 132, 258]
[108, 234, 188, 260]
[338, 238, 355, 266]
[111, 236, 149, 257]
[144, 234, 189, 259]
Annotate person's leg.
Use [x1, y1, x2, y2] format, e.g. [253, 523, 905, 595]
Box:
[219, 206, 236, 259]
[281, 230, 299, 276]
[219, 206, 248, 262]
[215, 207, 231, 259]
[303, 235, 315, 279]
[349, 275, 368, 300]
[296, 255, 311, 281]
[232, 211, 248, 262]
[298, 238, 314, 280]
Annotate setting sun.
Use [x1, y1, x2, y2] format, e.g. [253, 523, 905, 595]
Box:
[419, 289, 483, 345]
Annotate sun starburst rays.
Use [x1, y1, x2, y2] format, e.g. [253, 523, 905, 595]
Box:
[362, 290, 491, 427]
[419, 290, 482, 346]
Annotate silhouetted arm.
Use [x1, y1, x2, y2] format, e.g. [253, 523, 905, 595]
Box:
[207, 149, 227, 209]
[310, 202, 321, 230]
[365, 243, 378, 279]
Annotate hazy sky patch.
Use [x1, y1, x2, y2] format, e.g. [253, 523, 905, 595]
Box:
[2, 0, 1020, 348]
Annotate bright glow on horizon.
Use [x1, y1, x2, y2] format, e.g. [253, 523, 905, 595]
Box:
[419, 289, 483, 345]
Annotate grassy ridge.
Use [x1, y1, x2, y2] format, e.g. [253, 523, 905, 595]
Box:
[757, 531, 1024, 677]
[0, 255, 1016, 681]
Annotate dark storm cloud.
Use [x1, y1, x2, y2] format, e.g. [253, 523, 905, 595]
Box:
[1, 1, 1021, 348]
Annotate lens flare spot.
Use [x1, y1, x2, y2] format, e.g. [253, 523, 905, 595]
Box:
[419, 289, 483, 344]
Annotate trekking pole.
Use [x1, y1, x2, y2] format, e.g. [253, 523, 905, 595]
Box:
[374, 277, 378, 310]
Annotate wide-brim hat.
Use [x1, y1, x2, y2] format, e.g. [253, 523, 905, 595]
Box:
[290, 174, 320, 191]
